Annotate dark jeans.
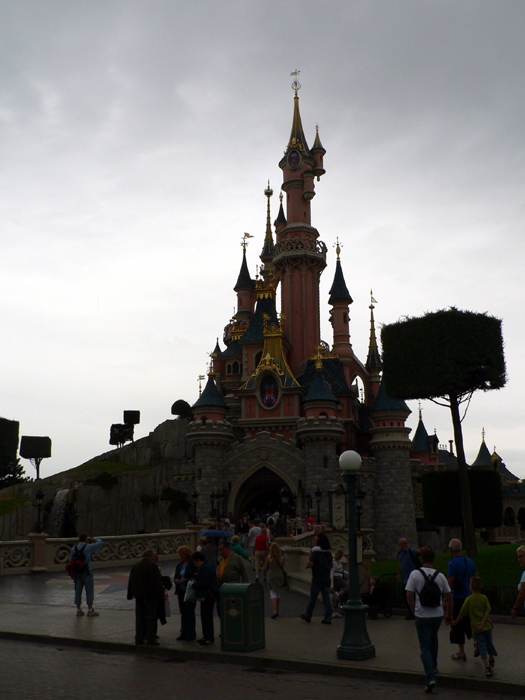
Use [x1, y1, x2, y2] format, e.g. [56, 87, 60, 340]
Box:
[200, 595, 215, 642]
[135, 597, 158, 644]
[415, 615, 443, 684]
[177, 591, 196, 639]
[304, 580, 332, 621]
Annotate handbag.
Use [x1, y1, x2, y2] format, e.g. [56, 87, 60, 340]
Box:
[275, 556, 289, 589]
[184, 580, 196, 603]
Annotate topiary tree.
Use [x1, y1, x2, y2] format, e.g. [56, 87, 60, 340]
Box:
[381, 308, 506, 557]
[171, 399, 193, 420]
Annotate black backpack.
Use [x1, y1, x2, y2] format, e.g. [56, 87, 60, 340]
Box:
[66, 544, 88, 578]
[417, 569, 442, 607]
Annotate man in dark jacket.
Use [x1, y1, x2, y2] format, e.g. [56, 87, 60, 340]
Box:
[191, 551, 219, 646]
[300, 533, 333, 624]
[127, 549, 164, 646]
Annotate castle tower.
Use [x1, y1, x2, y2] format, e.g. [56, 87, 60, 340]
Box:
[328, 240, 353, 361]
[272, 77, 327, 375]
[188, 370, 233, 521]
[369, 379, 417, 558]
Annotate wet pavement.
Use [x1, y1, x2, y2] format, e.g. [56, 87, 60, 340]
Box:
[0, 560, 523, 696]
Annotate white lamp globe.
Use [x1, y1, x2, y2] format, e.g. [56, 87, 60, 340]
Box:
[339, 450, 362, 472]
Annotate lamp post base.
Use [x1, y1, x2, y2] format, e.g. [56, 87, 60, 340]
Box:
[336, 602, 376, 660]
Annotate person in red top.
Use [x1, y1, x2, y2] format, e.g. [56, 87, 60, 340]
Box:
[253, 525, 270, 581]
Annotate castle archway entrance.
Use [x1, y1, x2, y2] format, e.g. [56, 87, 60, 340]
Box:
[232, 466, 294, 520]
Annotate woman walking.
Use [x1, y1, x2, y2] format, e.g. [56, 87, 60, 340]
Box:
[173, 545, 197, 641]
[264, 542, 286, 619]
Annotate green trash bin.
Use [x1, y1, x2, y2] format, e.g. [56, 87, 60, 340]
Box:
[220, 582, 265, 652]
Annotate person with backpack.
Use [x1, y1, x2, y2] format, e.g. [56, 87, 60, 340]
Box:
[68, 532, 103, 617]
[406, 546, 453, 694]
[447, 538, 477, 661]
[397, 537, 423, 620]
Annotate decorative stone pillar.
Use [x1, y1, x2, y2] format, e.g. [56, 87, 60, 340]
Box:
[28, 532, 48, 572]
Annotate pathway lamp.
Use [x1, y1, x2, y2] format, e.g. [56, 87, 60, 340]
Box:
[210, 490, 217, 519]
[314, 485, 324, 524]
[336, 450, 375, 660]
[355, 478, 367, 533]
[33, 486, 44, 534]
[306, 492, 312, 517]
[191, 489, 199, 524]
[280, 485, 292, 517]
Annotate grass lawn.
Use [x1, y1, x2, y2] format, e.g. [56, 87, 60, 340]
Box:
[371, 543, 523, 585]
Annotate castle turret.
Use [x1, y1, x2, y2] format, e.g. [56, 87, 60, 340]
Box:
[273, 78, 327, 374]
[369, 379, 417, 558]
[260, 183, 275, 281]
[365, 292, 381, 406]
[471, 429, 493, 469]
[328, 241, 353, 361]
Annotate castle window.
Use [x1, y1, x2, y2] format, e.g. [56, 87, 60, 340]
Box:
[232, 360, 239, 374]
[323, 456, 329, 469]
[343, 312, 348, 324]
[226, 364, 232, 375]
[201, 416, 207, 426]
[260, 375, 278, 408]
[320, 411, 327, 419]
[254, 351, 262, 370]
[503, 507, 515, 527]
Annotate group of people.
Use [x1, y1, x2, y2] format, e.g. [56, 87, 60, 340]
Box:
[399, 537, 525, 693]
[68, 528, 525, 688]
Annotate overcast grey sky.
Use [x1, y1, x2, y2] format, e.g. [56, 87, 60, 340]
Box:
[2, 1, 524, 480]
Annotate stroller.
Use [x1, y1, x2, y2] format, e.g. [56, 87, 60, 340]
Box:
[361, 574, 394, 619]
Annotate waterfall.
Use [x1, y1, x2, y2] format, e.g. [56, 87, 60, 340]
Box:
[49, 488, 70, 537]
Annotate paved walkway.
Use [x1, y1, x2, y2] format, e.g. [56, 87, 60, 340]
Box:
[0, 561, 523, 695]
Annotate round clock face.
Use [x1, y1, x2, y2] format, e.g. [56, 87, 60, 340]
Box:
[260, 376, 278, 408]
[288, 150, 300, 169]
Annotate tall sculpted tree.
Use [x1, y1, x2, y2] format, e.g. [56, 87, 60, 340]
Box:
[381, 309, 506, 557]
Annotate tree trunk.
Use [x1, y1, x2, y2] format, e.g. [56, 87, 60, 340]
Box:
[449, 393, 478, 558]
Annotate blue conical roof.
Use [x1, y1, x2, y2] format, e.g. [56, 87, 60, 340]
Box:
[471, 439, 492, 468]
[328, 259, 352, 305]
[370, 379, 410, 413]
[234, 250, 256, 291]
[302, 367, 338, 404]
[192, 376, 227, 410]
[411, 418, 430, 452]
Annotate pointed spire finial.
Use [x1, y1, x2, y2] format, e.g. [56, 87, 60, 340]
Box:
[290, 69, 301, 96]
[482, 427, 485, 442]
[241, 232, 254, 253]
[334, 238, 342, 261]
[198, 374, 205, 397]
[418, 400, 422, 421]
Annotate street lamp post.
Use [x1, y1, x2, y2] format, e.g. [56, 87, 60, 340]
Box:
[314, 485, 323, 524]
[336, 450, 375, 660]
[33, 487, 44, 534]
[306, 492, 312, 518]
[191, 489, 199, 525]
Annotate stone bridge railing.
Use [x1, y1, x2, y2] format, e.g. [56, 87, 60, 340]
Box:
[0, 529, 199, 576]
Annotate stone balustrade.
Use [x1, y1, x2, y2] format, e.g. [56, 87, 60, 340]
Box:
[0, 529, 199, 576]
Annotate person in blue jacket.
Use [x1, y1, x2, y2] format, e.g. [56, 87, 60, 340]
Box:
[69, 532, 103, 616]
[190, 551, 219, 646]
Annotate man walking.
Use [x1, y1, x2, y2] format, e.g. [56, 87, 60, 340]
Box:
[300, 533, 333, 624]
[406, 547, 453, 694]
[69, 532, 103, 617]
[127, 549, 165, 646]
[397, 537, 421, 620]
[447, 538, 477, 660]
